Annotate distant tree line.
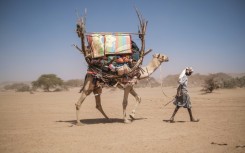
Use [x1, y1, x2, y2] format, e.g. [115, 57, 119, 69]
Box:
[162, 73, 207, 87]
[2, 74, 159, 92]
[203, 73, 245, 93]
[162, 73, 245, 93]
[135, 77, 161, 88]
[4, 83, 31, 92]
[3, 74, 83, 92]
[2, 73, 245, 93]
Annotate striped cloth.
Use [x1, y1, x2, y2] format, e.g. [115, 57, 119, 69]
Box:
[105, 35, 132, 55]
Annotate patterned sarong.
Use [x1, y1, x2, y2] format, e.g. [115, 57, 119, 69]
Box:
[173, 85, 192, 108]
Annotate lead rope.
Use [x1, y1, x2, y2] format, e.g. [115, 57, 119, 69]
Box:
[160, 65, 177, 108]
[160, 65, 169, 98]
[145, 67, 151, 87]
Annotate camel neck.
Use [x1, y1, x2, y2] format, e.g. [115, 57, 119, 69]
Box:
[139, 58, 162, 79]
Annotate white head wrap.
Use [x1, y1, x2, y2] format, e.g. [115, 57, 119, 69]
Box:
[179, 67, 194, 79]
[186, 67, 194, 73]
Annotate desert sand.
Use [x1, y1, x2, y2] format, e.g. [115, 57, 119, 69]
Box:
[0, 86, 244, 153]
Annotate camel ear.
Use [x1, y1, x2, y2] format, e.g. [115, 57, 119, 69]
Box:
[153, 53, 160, 58]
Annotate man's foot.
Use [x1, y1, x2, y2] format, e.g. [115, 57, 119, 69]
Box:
[169, 119, 175, 123]
[191, 118, 200, 122]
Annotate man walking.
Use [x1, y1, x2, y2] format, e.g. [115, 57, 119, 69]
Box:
[169, 67, 199, 123]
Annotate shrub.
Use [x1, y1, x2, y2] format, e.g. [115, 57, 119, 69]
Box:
[32, 74, 64, 92]
[235, 76, 245, 87]
[203, 73, 232, 93]
[64, 79, 83, 87]
[4, 83, 30, 92]
[223, 76, 245, 88]
[17, 85, 30, 92]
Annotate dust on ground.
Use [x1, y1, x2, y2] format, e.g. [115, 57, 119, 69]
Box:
[0, 87, 244, 153]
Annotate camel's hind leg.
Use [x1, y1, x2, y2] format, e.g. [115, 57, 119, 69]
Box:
[122, 85, 132, 123]
[129, 88, 141, 120]
[117, 83, 141, 122]
[93, 87, 109, 119]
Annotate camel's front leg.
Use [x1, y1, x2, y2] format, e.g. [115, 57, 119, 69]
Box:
[129, 88, 141, 120]
[75, 90, 92, 125]
[75, 74, 94, 126]
[93, 87, 109, 119]
[123, 85, 131, 123]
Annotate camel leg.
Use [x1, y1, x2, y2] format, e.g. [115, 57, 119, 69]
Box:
[122, 85, 131, 123]
[75, 74, 94, 126]
[93, 87, 109, 119]
[117, 83, 141, 121]
[129, 88, 141, 120]
[75, 90, 92, 125]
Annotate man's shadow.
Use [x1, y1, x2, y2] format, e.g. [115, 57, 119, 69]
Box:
[162, 119, 186, 123]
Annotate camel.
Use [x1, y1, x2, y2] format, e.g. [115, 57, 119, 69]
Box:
[75, 53, 169, 125]
[74, 9, 169, 125]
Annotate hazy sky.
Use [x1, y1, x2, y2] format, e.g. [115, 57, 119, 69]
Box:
[0, 0, 245, 83]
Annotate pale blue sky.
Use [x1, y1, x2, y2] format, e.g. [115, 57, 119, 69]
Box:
[0, 0, 245, 82]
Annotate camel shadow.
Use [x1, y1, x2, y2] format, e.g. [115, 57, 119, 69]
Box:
[56, 117, 147, 125]
[56, 118, 123, 125]
[162, 119, 186, 123]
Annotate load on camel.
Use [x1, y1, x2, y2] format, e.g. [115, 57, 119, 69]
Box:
[73, 9, 169, 125]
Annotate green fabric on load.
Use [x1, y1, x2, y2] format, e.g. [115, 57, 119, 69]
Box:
[87, 34, 105, 58]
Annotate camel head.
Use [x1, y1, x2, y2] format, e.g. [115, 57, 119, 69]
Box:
[152, 53, 169, 63]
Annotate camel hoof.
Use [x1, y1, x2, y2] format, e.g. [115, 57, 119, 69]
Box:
[135, 96, 141, 103]
[75, 122, 84, 126]
[124, 119, 132, 124]
[129, 114, 135, 120]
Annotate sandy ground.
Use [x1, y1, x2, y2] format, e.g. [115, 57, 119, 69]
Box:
[0, 86, 244, 153]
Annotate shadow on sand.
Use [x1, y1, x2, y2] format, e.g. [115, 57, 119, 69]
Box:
[162, 119, 186, 123]
[56, 117, 147, 125]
